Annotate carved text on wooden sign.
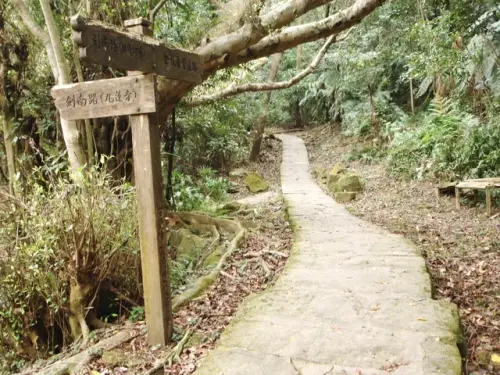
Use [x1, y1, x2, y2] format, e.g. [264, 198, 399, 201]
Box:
[51, 74, 156, 121]
[71, 16, 203, 83]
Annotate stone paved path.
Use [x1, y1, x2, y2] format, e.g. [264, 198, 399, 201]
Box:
[194, 135, 462, 375]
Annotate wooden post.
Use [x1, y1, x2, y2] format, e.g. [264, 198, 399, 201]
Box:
[126, 18, 173, 346]
[486, 187, 492, 217]
[455, 187, 461, 211]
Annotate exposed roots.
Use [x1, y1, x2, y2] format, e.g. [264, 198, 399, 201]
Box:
[171, 212, 245, 312]
[142, 323, 199, 375]
[18, 327, 139, 375]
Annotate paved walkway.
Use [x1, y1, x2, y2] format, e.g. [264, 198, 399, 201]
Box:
[194, 135, 462, 375]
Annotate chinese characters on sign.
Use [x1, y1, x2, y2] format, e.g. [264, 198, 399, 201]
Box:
[65, 88, 138, 108]
[51, 75, 155, 121]
[71, 16, 203, 83]
[92, 33, 145, 59]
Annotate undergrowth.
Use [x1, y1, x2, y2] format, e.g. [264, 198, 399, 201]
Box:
[387, 97, 500, 180]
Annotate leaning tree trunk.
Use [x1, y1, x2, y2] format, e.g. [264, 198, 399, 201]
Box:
[0, 61, 16, 194]
[249, 52, 283, 162]
[39, 0, 86, 178]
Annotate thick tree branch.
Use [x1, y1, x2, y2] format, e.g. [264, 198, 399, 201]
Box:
[188, 30, 352, 106]
[150, 0, 168, 22]
[196, 0, 337, 63]
[157, 0, 386, 115]
[260, 0, 332, 30]
[222, 0, 386, 68]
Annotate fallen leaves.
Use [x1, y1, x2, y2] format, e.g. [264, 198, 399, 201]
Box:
[301, 126, 500, 374]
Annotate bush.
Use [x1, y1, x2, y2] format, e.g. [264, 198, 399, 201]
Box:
[388, 97, 500, 180]
[0, 166, 140, 372]
[171, 168, 229, 211]
[177, 100, 249, 173]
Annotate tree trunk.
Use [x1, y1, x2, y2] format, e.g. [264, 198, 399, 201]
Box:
[249, 52, 283, 161]
[40, 0, 86, 177]
[368, 86, 380, 138]
[294, 36, 303, 128]
[70, 5, 94, 165]
[0, 62, 16, 194]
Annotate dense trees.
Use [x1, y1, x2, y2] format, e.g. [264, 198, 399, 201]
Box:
[0, 0, 499, 372]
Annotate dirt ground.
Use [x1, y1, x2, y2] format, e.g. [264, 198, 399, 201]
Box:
[299, 125, 499, 374]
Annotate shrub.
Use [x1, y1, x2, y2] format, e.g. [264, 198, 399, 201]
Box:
[171, 168, 229, 211]
[388, 97, 500, 180]
[0, 166, 140, 372]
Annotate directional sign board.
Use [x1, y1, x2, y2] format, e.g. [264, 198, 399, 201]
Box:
[51, 74, 156, 121]
[71, 16, 203, 84]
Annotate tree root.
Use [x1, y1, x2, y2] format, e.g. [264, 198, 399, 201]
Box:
[194, 224, 220, 269]
[18, 327, 139, 375]
[142, 325, 197, 375]
[171, 212, 245, 312]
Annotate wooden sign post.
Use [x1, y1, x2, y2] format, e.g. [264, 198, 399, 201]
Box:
[51, 16, 203, 346]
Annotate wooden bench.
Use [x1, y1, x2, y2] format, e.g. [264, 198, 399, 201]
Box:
[455, 178, 500, 217]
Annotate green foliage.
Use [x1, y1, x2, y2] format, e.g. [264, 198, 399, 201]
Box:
[0, 165, 139, 372]
[388, 97, 500, 179]
[177, 100, 249, 173]
[171, 168, 229, 211]
[128, 306, 145, 323]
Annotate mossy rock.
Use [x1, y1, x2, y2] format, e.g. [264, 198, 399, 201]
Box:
[330, 174, 364, 194]
[101, 350, 129, 368]
[330, 163, 345, 175]
[327, 174, 342, 190]
[245, 172, 269, 193]
[312, 168, 328, 180]
[335, 192, 357, 203]
[170, 229, 207, 259]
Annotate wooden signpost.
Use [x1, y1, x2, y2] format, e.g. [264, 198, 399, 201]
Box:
[51, 74, 156, 120]
[71, 16, 202, 83]
[50, 16, 203, 346]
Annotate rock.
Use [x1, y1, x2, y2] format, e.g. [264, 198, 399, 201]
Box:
[170, 229, 207, 259]
[332, 174, 364, 193]
[220, 202, 242, 212]
[326, 164, 347, 191]
[245, 172, 269, 193]
[229, 168, 248, 178]
[492, 353, 500, 369]
[327, 173, 342, 189]
[330, 163, 345, 175]
[101, 350, 128, 368]
[335, 192, 357, 203]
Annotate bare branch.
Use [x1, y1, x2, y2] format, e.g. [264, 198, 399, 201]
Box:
[150, 0, 168, 22]
[187, 30, 353, 106]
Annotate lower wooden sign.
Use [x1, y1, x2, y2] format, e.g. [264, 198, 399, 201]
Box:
[51, 74, 156, 121]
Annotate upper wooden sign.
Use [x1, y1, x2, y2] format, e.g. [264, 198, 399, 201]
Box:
[51, 74, 156, 120]
[71, 16, 203, 84]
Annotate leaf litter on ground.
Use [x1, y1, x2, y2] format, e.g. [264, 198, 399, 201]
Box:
[300, 125, 499, 375]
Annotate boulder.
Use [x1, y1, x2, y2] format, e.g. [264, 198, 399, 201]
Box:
[326, 164, 347, 191]
[332, 174, 364, 193]
[335, 192, 357, 203]
[245, 172, 269, 193]
[330, 163, 345, 175]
